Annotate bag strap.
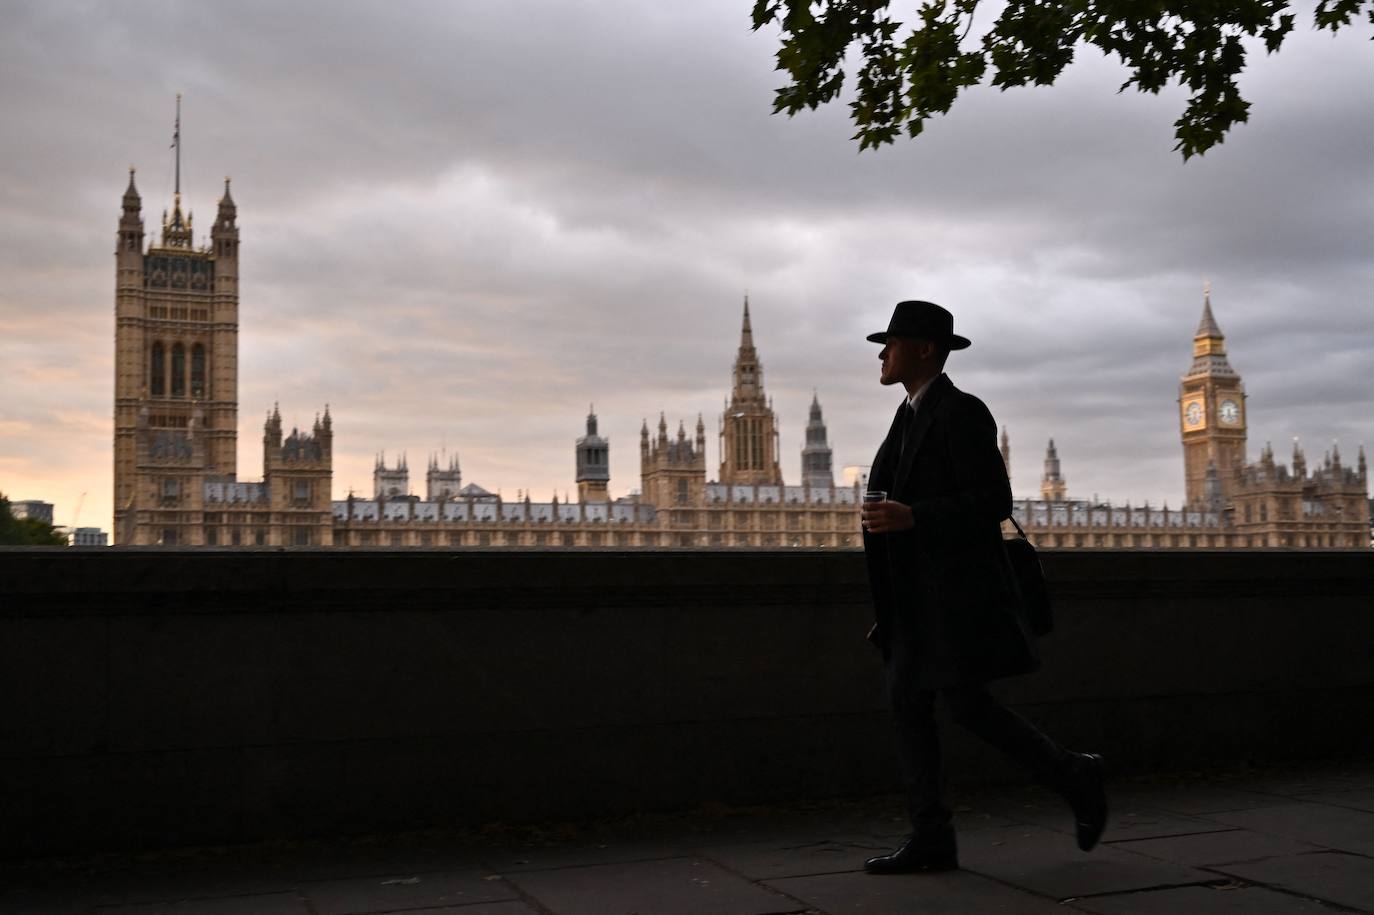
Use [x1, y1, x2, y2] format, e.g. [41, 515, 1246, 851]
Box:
[1008, 514, 1029, 541]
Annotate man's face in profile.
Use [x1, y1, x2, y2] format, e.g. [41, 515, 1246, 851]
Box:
[879, 336, 932, 387]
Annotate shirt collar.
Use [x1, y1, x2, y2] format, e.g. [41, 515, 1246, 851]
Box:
[906, 375, 936, 411]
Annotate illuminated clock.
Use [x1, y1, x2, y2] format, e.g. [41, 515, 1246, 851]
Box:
[1185, 401, 1203, 426]
[1219, 399, 1240, 425]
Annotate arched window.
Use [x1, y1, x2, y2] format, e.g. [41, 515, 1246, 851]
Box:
[191, 344, 206, 398]
[171, 343, 186, 397]
[150, 341, 165, 395]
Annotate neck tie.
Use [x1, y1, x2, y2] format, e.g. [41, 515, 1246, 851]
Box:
[899, 401, 917, 458]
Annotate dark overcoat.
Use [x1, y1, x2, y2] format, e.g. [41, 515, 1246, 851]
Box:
[863, 373, 1039, 693]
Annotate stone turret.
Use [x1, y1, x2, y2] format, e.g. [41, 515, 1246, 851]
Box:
[801, 392, 834, 489]
[264, 405, 333, 545]
[427, 451, 462, 502]
[575, 407, 611, 503]
[374, 451, 410, 499]
[118, 168, 144, 257]
[264, 403, 282, 450]
[1041, 439, 1067, 502]
[642, 410, 706, 508]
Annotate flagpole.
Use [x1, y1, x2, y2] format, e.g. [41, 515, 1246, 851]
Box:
[172, 93, 181, 202]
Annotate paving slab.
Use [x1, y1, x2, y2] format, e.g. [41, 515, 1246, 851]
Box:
[995, 797, 1233, 843]
[95, 892, 310, 914]
[861, 814, 1017, 843]
[1109, 829, 1325, 866]
[300, 869, 517, 915]
[767, 868, 1069, 914]
[505, 856, 803, 915]
[0, 887, 93, 915]
[1209, 802, 1374, 856]
[1112, 784, 1286, 816]
[350, 904, 539, 915]
[479, 839, 686, 873]
[1296, 788, 1374, 814]
[697, 834, 887, 880]
[264, 839, 482, 882]
[1066, 884, 1333, 914]
[1212, 851, 1374, 913]
[1225, 768, 1374, 798]
[1101, 808, 1236, 843]
[82, 864, 297, 908]
[958, 825, 1215, 900]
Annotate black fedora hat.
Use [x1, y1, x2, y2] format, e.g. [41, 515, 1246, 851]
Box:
[866, 300, 971, 350]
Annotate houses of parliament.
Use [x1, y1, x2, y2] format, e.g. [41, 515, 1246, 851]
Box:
[112, 155, 1370, 550]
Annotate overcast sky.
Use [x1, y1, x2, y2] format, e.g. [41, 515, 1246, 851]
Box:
[2, 1, 1371, 532]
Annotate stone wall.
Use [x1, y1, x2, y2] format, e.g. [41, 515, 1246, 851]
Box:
[2, 548, 1371, 857]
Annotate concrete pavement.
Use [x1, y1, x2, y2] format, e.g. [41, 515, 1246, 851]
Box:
[4, 760, 1371, 914]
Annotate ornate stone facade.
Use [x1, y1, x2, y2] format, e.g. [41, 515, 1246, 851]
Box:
[113, 110, 331, 545]
[332, 301, 863, 547]
[110, 125, 1364, 549]
[1008, 290, 1369, 549]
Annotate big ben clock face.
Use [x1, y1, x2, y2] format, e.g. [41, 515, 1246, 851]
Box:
[1219, 399, 1240, 425]
[1181, 393, 1207, 430]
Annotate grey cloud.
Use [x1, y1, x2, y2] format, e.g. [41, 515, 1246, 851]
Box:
[1, 0, 1371, 530]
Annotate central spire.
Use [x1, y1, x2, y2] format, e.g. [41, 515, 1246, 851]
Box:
[730, 295, 764, 407]
[720, 296, 783, 486]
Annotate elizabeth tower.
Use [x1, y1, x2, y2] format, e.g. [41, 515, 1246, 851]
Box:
[1179, 287, 1247, 508]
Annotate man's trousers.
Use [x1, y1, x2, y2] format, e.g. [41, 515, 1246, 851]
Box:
[890, 681, 1074, 848]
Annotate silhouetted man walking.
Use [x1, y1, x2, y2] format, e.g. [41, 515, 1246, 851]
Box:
[859, 300, 1107, 874]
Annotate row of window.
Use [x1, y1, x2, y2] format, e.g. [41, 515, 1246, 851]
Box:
[149, 341, 207, 398]
[339, 530, 856, 548]
[204, 528, 268, 546]
[197, 528, 316, 545]
[1022, 532, 1360, 548]
[148, 306, 209, 321]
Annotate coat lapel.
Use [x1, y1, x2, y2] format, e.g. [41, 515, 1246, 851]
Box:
[893, 374, 951, 495]
[871, 400, 908, 488]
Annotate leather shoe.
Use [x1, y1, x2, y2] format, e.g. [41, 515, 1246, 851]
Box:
[864, 838, 959, 874]
[1068, 752, 1108, 852]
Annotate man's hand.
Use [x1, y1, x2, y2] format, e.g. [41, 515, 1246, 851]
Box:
[861, 499, 914, 534]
